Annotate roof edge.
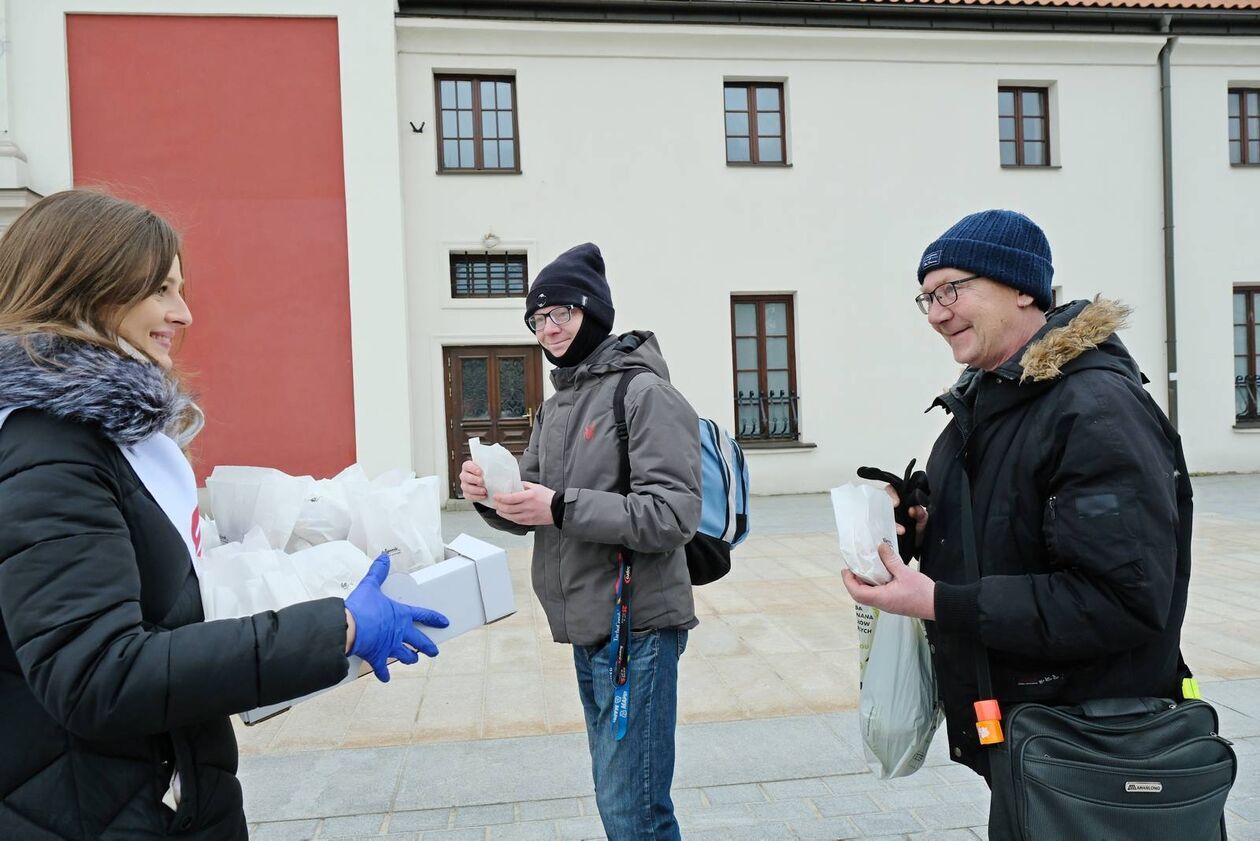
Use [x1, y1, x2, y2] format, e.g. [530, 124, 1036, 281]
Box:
[396, 0, 1260, 35]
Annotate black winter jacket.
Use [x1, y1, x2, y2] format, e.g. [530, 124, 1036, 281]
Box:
[0, 336, 350, 839]
[921, 299, 1193, 776]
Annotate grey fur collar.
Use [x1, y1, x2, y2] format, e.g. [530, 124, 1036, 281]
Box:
[0, 332, 197, 447]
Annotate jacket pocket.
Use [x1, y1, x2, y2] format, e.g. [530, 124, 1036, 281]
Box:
[1046, 489, 1145, 579]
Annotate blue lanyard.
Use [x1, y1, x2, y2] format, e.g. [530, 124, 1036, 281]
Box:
[609, 551, 631, 741]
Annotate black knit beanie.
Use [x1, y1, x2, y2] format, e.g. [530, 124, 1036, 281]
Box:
[524, 242, 615, 334]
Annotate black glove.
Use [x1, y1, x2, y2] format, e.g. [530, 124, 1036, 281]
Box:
[856, 459, 930, 562]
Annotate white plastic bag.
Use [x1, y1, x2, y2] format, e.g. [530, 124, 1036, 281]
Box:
[858, 610, 943, 779]
[469, 437, 524, 504]
[831, 483, 898, 585]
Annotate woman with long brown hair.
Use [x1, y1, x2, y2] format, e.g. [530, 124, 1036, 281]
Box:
[0, 190, 446, 839]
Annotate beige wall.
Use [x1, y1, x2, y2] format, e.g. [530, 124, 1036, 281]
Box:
[396, 19, 1259, 494]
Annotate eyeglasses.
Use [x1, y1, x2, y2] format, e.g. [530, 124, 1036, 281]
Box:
[915, 274, 981, 315]
[525, 304, 576, 332]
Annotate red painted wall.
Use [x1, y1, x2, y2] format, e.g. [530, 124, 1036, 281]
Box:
[67, 14, 356, 482]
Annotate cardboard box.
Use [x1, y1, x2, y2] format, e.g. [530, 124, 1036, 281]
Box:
[238, 534, 515, 725]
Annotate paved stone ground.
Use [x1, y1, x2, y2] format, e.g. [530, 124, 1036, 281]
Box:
[240, 476, 1260, 840]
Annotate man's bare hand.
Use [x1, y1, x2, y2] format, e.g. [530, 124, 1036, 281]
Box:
[842, 542, 936, 620]
[493, 482, 556, 526]
[459, 460, 488, 503]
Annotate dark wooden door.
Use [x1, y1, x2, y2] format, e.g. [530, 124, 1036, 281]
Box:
[445, 345, 543, 498]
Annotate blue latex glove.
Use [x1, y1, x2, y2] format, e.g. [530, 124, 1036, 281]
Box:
[345, 553, 449, 682]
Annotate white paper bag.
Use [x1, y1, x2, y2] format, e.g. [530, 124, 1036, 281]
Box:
[831, 483, 897, 585]
[287, 478, 352, 552]
[858, 611, 943, 779]
[206, 466, 314, 549]
[469, 437, 523, 504]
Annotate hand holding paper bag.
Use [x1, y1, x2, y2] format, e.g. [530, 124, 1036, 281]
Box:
[468, 437, 523, 505]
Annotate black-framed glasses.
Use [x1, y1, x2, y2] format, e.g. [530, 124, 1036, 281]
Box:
[915, 274, 981, 315]
[525, 304, 576, 332]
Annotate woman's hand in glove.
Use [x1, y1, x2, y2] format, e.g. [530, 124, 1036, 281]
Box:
[856, 459, 929, 560]
[344, 553, 449, 682]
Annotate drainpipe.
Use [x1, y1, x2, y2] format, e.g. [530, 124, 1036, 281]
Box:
[1159, 17, 1179, 428]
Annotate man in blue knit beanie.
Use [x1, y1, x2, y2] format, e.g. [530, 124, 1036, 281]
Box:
[844, 209, 1197, 839]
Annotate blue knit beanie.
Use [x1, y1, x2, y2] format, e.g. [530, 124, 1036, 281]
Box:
[525, 242, 615, 331]
[917, 209, 1054, 310]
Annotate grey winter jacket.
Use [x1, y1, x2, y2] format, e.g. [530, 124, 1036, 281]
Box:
[479, 332, 702, 645]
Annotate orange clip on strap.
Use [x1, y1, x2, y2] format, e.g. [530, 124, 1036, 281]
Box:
[974, 699, 1004, 745]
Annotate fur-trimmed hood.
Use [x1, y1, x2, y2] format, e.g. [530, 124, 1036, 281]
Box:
[0, 332, 199, 447]
[1018, 296, 1133, 383]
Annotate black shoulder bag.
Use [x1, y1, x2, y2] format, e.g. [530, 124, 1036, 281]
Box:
[960, 470, 1237, 841]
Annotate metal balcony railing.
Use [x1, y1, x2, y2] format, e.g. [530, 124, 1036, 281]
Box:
[734, 390, 799, 441]
[1238, 374, 1260, 422]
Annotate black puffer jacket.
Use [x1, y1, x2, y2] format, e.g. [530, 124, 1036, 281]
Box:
[921, 299, 1193, 776]
[0, 336, 350, 839]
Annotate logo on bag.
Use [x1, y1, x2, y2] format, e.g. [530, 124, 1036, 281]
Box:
[1125, 782, 1163, 793]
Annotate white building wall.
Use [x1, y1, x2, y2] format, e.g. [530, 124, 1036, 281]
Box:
[1168, 39, 1260, 471]
[400, 19, 1259, 495]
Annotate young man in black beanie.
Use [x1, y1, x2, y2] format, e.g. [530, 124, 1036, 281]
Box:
[460, 242, 702, 841]
[842, 210, 1195, 839]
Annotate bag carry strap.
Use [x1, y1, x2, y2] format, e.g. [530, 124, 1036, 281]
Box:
[609, 368, 647, 742]
[959, 468, 995, 701]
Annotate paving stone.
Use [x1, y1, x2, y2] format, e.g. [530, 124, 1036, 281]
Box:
[453, 804, 516, 827]
[516, 799, 580, 822]
[670, 787, 705, 809]
[761, 778, 832, 800]
[821, 774, 886, 795]
[851, 808, 925, 836]
[932, 764, 981, 784]
[1230, 797, 1260, 822]
[703, 783, 767, 805]
[419, 829, 486, 841]
[389, 810, 453, 832]
[321, 814, 387, 837]
[870, 787, 942, 810]
[1226, 821, 1260, 841]
[678, 803, 755, 827]
[938, 780, 991, 804]
[552, 815, 606, 840]
[486, 821, 558, 841]
[908, 830, 987, 841]
[914, 801, 989, 831]
[251, 820, 321, 841]
[726, 823, 797, 840]
[747, 798, 818, 821]
[789, 815, 862, 839]
[812, 794, 882, 817]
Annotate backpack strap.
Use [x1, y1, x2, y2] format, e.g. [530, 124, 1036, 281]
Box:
[613, 369, 649, 495]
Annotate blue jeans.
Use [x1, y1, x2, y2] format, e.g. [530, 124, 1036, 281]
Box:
[573, 628, 688, 841]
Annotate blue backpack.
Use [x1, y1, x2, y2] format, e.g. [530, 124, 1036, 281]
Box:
[613, 369, 750, 585]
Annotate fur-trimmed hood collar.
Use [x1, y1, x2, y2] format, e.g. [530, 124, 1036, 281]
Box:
[1015, 297, 1134, 384]
[0, 332, 199, 447]
[933, 297, 1143, 419]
